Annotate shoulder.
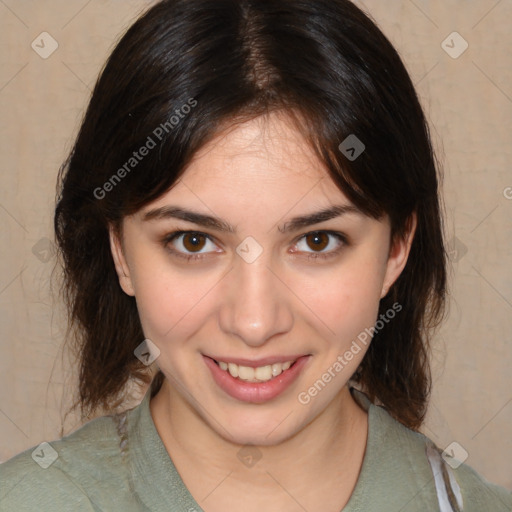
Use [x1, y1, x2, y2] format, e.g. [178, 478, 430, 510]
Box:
[444, 458, 512, 511]
[401, 419, 510, 510]
[0, 409, 138, 511]
[367, 396, 512, 511]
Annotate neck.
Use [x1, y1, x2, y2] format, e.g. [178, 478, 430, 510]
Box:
[150, 379, 368, 511]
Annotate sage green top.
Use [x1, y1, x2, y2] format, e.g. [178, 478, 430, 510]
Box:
[1, 388, 510, 511]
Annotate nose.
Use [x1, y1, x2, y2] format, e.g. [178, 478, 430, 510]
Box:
[218, 254, 294, 348]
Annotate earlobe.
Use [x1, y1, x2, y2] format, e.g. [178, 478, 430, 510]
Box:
[109, 226, 135, 297]
[381, 213, 417, 298]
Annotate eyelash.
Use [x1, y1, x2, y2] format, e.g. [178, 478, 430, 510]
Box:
[162, 230, 348, 263]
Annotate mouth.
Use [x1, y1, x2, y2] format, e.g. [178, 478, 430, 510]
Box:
[213, 358, 298, 383]
[203, 354, 310, 403]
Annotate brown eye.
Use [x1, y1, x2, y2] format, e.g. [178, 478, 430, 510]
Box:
[164, 231, 221, 262]
[293, 231, 346, 260]
[182, 233, 207, 252]
[305, 232, 329, 251]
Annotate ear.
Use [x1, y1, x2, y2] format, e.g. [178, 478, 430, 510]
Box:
[381, 213, 417, 298]
[109, 225, 135, 296]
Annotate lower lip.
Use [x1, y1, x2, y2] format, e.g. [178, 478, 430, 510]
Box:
[203, 355, 310, 404]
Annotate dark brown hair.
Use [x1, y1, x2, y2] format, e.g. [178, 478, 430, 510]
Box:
[55, 0, 446, 429]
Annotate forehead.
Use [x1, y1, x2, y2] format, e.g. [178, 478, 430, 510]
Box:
[182, 113, 330, 185]
[143, 113, 359, 227]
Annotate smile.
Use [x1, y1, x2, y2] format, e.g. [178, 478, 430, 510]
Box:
[215, 359, 295, 382]
[203, 355, 310, 403]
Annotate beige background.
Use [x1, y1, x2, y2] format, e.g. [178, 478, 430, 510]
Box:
[0, 0, 511, 491]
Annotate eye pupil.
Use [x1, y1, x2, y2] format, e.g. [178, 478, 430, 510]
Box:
[306, 232, 329, 251]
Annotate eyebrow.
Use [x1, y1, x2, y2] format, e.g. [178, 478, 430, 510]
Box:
[142, 204, 361, 234]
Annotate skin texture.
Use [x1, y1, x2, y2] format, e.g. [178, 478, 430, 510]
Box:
[110, 113, 416, 511]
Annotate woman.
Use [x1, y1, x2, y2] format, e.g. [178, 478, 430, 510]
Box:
[1, 0, 510, 510]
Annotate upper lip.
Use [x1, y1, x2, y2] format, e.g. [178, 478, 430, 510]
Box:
[205, 354, 308, 367]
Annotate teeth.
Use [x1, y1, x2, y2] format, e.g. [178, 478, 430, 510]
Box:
[237, 365, 254, 380]
[271, 363, 282, 377]
[217, 360, 295, 382]
[255, 365, 272, 381]
[228, 363, 239, 378]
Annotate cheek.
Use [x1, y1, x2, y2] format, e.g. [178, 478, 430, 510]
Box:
[129, 252, 217, 342]
[300, 255, 385, 342]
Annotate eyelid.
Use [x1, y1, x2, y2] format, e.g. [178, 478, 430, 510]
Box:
[291, 231, 347, 259]
[293, 230, 347, 247]
[163, 231, 221, 260]
[162, 229, 348, 262]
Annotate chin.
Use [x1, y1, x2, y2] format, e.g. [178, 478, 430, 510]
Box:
[220, 424, 293, 447]
[204, 403, 305, 447]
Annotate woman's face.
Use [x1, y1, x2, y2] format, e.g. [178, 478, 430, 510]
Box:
[111, 113, 413, 445]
